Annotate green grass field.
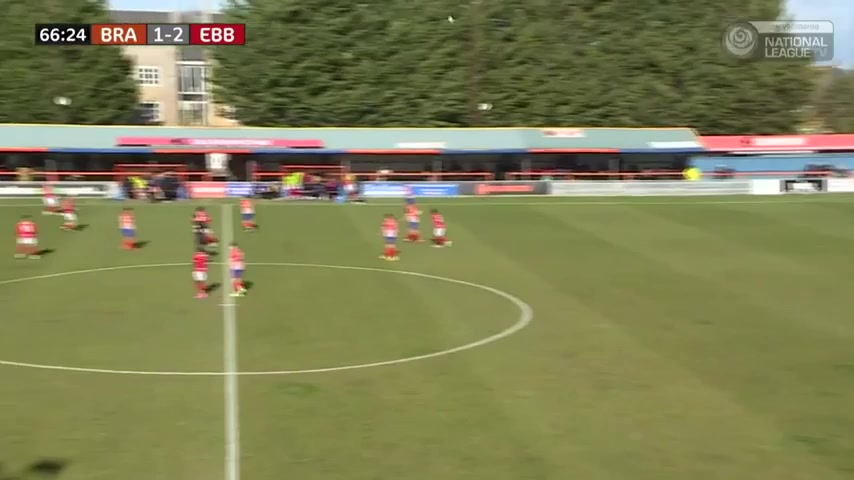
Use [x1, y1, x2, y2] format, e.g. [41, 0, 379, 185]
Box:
[0, 196, 853, 480]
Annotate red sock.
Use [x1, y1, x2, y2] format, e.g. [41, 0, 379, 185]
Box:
[196, 282, 206, 292]
[384, 246, 394, 257]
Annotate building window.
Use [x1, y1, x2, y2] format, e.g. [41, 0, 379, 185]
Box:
[179, 101, 207, 125]
[179, 65, 208, 94]
[137, 67, 160, 86]
[139, 102, 160, 123]
[180, 93, 205, 102]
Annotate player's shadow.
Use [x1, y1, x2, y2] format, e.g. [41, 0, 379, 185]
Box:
[133, 241, 149, 249]
[243, 281, 254, 292]
[73, 224, 89, 232]
[36, 248, 55, 257]
[0, 458, 69, 479]
[206, 283, 221, 294]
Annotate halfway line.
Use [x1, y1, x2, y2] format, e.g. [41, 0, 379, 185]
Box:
[220, 204, 240, 480]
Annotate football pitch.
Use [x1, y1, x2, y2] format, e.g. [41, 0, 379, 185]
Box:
[0, 196, 853, 480]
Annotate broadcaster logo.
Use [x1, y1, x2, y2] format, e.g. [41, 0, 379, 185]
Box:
[721, 20, 834, 61]
[722, 21, 759, 58]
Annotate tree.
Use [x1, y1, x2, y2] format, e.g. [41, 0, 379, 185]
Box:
[0, 0, 140, 124]
[814, 68, 854, 132]
[212, 0, 815, 133]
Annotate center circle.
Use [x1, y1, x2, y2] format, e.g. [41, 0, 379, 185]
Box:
[0, 263, 533, 376]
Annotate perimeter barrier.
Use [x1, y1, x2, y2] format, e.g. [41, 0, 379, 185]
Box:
[0, 181, 120, 198]
[174, 179, 844, 198]
[549, 180, 754, 196]
[0, 179, 843, 200]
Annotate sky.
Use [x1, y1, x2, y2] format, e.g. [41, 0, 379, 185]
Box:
[110, 0, 852, 67]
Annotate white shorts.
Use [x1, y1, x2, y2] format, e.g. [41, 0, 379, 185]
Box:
[434, 228, 445, 237]
[344, 184, 355, 193]
[64, 213, 76, 222]
[17, 238, 37, 245]
[44, 197, 57, 207]
[192, 271, 207, 282]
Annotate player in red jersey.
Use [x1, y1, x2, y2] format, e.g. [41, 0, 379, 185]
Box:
[42, 185, 59, 215]
[404, 203, 421, 242]
[229, 242, 247, 297]
[430, 209, 452, 247]
[118, 207, 136, 249]
[192, 248, 209, 298]
[60, 197, 77, 231]
[380, 214, 399, 261]
[15, 215, 39, 259]
[192, 207, 218, 247]
[240, 198, 256, 232]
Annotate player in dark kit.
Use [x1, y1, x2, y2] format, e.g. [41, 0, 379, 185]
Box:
[192, 207, 217, 248]
[192, 218, 207, 250]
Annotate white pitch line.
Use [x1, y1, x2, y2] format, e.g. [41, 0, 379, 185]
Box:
[220, 204, 240, 480]
[0, 262, 533, 376]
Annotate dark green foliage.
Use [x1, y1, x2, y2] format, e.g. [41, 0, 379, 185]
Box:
[814, 69, 854, 132]
[0, 0, 140, 124]
[212, 0, 817, 133]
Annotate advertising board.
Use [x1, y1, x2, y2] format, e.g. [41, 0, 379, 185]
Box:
[827, 178, 854, 193]
[463, 181, 548, 196]
[781, 179, 826, 193]
[409, 183, 458, 197]
[750, 179, 782, 195]
[361, 182, 408, 197]
[188, 182, 226, 199]
[0, 181, 115, 198]
[361, 182, 459, 198]
[226, 182, 253, 197]
[701, 134, 854, 152]
[549, 180, 753, 196]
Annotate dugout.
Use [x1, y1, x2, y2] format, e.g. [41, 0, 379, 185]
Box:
[0, 151, 693, 182]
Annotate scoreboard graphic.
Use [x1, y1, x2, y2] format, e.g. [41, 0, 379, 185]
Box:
[35, 23, 246, 46]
